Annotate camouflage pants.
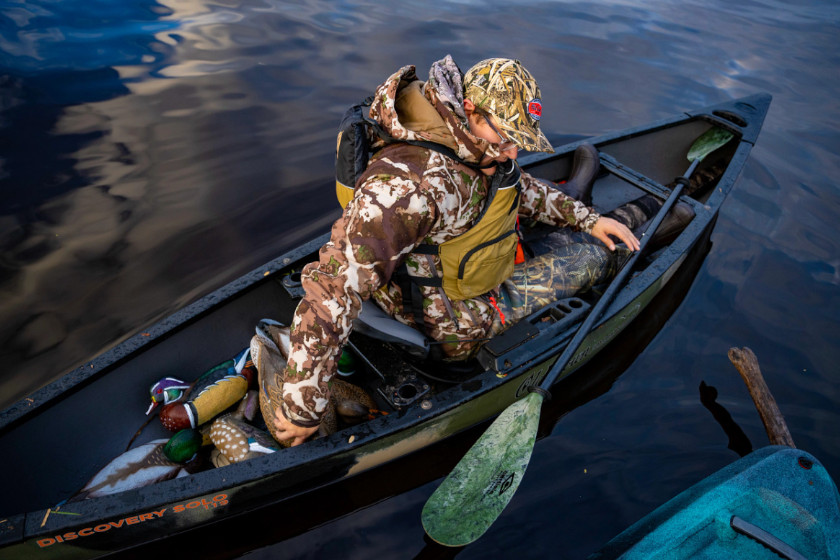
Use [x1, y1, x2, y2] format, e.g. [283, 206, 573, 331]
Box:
[371, 229, 630, 360]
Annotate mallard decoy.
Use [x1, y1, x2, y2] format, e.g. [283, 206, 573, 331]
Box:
[252, 319, 377, 444]
[210, 390, 279, 465]
[158, 349, 252, 431]
[251, 322, 310, 446]
[163, 428, 206, 463]
[70, 428, 208, 501]
[71, 442, 180, 501]
[331, 377, 378, 425]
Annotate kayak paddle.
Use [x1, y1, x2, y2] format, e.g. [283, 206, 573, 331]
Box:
[421, 126, 735, 547]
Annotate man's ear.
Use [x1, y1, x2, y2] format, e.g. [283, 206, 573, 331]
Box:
[463, 98, 476, 115]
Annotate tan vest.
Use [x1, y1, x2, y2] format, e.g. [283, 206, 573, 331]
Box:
[434, 178, 519, 300]
[358, 144, 521, 301]
[339, 80, 521, 300]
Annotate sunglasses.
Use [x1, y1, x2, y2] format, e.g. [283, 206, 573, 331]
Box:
[482, 114, 517, 152]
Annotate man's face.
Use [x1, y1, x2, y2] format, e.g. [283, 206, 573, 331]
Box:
[469, 112, 519, 175]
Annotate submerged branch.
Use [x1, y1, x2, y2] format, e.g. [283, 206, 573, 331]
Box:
[728, 347, 795, 448]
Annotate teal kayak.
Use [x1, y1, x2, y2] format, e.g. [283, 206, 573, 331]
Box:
[590, 446, 840, 559]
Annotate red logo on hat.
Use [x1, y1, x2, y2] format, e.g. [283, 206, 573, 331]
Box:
[528, 99, 542, 120]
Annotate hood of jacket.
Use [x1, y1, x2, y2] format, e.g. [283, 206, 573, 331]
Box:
[368, 55, 497, 164]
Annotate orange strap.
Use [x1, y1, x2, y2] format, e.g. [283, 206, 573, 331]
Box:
[514, 215, 526, 265]
[488, 295, 506, 326]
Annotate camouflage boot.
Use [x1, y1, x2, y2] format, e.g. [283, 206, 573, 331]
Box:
[605, 155, 724, 239]
[606, 194, 695, 250]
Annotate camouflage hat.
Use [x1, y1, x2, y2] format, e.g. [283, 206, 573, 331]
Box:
[464, 58, 554, 153]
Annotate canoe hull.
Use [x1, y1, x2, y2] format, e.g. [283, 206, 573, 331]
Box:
[0, 256, 699, 559]
[0, 94, 772, 558]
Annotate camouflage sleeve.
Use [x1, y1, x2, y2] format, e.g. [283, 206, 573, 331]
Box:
[281, 175, 438, 426]
[518, 171, 600, 233]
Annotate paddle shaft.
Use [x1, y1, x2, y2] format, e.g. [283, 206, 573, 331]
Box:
[535, 177, 689, 393]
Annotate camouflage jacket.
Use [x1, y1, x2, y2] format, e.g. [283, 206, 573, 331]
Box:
[281, 56, 600, 426]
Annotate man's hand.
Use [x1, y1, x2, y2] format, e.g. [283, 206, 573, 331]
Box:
[273, 407, 320, 447]
[590, 217, 640, 251]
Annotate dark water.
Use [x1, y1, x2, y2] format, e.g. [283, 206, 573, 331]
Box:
[2, 0, 839, 558]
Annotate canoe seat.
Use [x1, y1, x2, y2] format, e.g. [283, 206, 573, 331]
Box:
[354, 300, 430, 359]
[353, 301, 480, 386]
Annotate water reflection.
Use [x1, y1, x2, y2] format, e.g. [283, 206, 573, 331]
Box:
[1, 0, 839, 557]
[1, 2, 176, 74]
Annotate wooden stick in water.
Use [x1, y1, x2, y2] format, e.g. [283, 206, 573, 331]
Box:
[728, 346, 796, 448]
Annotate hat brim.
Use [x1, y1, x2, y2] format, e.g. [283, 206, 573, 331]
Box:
[498, 120, 555, 154]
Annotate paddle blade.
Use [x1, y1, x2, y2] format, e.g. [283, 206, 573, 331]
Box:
[422, 392, 544, 546]
[687, 127, 734, 162]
